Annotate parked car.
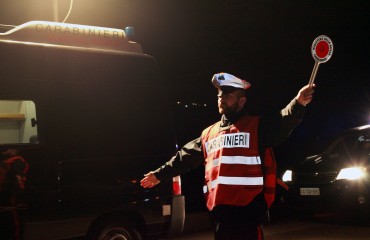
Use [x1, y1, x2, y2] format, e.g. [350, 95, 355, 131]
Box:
[281, 125, 370, 216]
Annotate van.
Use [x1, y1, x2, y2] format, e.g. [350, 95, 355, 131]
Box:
[0, 21, 185, 240]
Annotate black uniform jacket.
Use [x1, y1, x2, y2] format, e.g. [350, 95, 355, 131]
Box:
[154, 98, 305, 181]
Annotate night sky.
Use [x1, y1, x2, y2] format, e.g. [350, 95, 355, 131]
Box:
[1, 0, 369, 162]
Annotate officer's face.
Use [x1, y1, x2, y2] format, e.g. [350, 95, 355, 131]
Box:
[217, 90, 246, 115]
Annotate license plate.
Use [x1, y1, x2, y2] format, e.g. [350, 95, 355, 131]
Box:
[300, 188, 320, 196]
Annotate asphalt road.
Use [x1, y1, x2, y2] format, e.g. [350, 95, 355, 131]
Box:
[170, 212, 370, 240]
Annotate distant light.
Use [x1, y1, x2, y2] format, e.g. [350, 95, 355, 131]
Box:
[175, 101, 208, 108]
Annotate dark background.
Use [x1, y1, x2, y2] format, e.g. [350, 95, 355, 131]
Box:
[1, 0, 369, 211]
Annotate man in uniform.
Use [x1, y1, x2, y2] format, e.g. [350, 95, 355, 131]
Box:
[141, 72, 315, 240]
[0, 148, 29, 240]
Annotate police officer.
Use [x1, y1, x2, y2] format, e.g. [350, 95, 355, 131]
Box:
[0, 148, 29, 240]
[141, 73, 314, 240]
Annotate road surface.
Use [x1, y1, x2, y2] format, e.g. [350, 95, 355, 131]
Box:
[170, 212, 370, 240]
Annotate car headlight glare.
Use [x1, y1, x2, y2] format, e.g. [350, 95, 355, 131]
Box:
[282, 170, 292, 182]
[336, 167, 366, 180]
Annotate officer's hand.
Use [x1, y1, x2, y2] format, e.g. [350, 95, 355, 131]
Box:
[296, 84, 315, 106]
[140, 172, 161, 188]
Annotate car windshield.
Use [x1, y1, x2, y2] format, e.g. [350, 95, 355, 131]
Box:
[326, 130, 370, 164]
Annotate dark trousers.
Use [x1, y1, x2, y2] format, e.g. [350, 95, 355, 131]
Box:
[0, 209, 23, 240]
[210, 194, 267, 240]
[214, 220, 263, 240]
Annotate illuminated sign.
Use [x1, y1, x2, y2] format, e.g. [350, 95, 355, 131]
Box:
[0, 21, 143, 53]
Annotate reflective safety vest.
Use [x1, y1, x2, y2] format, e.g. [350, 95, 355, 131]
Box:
[201, 115, 277, 210]
[0, 156, 29, 193]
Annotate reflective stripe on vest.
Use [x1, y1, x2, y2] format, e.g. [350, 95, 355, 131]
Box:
[205, 156, 261, 172]
[204, 176, 264, 193]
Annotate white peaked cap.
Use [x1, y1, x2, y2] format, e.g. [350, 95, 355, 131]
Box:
[211, 73, 251, 90]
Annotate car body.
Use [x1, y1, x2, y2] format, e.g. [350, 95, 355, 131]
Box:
[281, 125, 370, 215]
[0, 21, 185, 240]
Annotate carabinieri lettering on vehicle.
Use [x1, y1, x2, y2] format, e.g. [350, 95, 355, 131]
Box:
[34, 23, 124, 39]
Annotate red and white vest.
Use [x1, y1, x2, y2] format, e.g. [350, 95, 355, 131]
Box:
[0, 155, 29, 193]
[201, 115, 277, 210]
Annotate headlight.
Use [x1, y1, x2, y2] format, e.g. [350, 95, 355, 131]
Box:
[336, 167, 366, 180]
[282, 170, 292, 182]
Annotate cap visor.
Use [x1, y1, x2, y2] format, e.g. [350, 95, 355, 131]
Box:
[217, 86, 241, 96]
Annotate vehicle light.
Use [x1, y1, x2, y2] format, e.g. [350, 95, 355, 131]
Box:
[282, 170, 292, 182]
[172, 176, 182, 196]
[336, 167, 366, 180]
